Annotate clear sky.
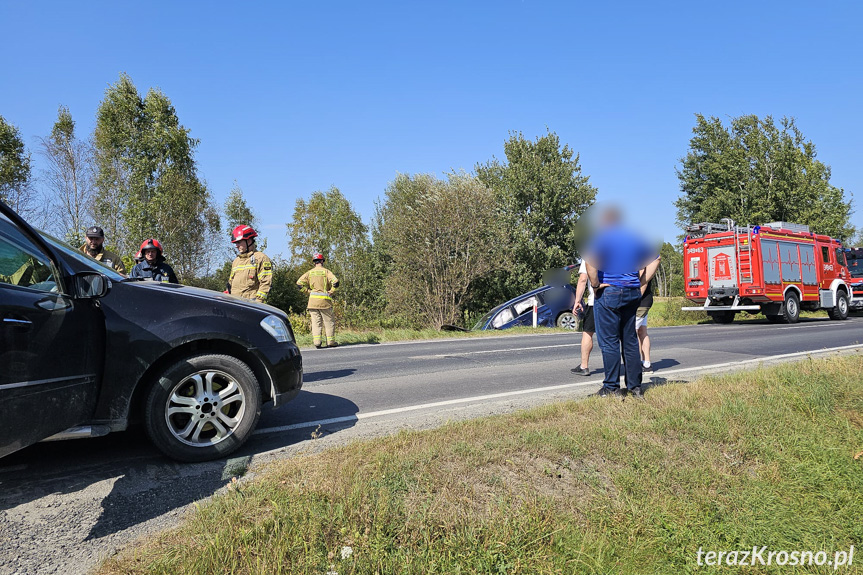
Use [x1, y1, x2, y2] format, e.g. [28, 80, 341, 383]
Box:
[2, 1, 861, 258]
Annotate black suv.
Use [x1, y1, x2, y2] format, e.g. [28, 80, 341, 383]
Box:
[0, 201, 303, 461]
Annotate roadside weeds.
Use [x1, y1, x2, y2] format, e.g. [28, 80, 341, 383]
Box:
[98, 353, 863, 575]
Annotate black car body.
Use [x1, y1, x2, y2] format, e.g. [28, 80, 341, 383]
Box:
[0, 201, 303, 461]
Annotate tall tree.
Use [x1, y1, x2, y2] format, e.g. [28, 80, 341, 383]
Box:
[475, 130, 597, 311]
[0, 115, 35, 217]
[375, 172, 506, 329]
[93, 74, 221, 279]
[38, 106, 94, 245]
[656, 242, 684, 297]
[224, 182, 265, 251]
[675, 114, 855, 239]
[286, 186, 374, 308]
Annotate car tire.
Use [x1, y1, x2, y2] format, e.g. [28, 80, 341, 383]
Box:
[782, 291, 800, 324]
[827, 291, 849, 321]
[144, 354, 262, 462]
[708, 311, 735, 324]
[556, 312, 578, 330]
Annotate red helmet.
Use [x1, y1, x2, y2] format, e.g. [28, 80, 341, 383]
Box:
[231, 225, 258, 243]
[313, 253, 325, 262]
[139, 238, 163, 257]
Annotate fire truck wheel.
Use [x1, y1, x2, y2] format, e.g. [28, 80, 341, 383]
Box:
[708, 311, 735, 324]
[828, 291, 849, 321]
[782, 292, 800, 324]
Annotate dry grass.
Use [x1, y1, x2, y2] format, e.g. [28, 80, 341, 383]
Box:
[99, 354, 863, 574]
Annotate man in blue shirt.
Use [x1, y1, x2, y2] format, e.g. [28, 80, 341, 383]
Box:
[584, 207, 659, 398]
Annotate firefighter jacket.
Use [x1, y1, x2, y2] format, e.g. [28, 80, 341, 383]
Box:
[79, 245, 127, 274]
[229, 250, 273, 302]
[130, 259, 179, 284]
[296, 266, 339, 310]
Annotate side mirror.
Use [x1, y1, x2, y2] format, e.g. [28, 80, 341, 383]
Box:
[75, 272, 110, 299]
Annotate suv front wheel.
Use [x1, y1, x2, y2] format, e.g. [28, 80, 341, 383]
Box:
[144, 354, 262, 462]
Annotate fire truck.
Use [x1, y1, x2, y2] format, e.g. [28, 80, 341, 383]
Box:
[681, 220, 852, 323]
[846, 247, 863, 311]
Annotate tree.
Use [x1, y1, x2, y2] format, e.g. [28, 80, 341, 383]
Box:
[0, 115, 35, 217]
[93, 74, 221, 279]
[286, 186, 375, 309]
[675, 114, 855, 240]
[475, 130, 597, 312]
[375, 172, 507, 329]
[38, 106, 94, 245]
[656, 242, 684, 297]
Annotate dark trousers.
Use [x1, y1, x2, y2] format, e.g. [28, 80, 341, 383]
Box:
[594, 285, 642, 391]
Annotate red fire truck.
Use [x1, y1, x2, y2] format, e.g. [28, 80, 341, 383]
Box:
[681, 220, 853, 323]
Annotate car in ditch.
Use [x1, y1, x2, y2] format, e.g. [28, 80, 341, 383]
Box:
[0, 200, 303, 462]
[473, 282, 578, 331]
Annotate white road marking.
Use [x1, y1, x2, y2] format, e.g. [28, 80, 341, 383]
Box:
[409, 343, 580, 359]
[253, 344, 863, 436]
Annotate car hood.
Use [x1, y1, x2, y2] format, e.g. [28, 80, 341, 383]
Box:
[116, 280, 283, 316]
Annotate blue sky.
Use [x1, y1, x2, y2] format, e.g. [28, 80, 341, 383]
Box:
[2, 1, 861, 258]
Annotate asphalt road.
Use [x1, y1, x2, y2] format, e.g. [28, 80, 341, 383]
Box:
[1, 316, 862, 575]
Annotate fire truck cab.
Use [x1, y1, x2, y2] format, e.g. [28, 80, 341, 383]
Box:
[682, 220, 852, 324]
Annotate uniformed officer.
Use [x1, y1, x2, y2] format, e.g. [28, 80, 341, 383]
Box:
[80, 226, 126, 274]
[130, 239, 179, 283]
[228, 225, 273, 303]
[296, 253, 339, 348]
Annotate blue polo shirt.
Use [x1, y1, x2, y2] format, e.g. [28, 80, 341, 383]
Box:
[587, 225, 656, 288]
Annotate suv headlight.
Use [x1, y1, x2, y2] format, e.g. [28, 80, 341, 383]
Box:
[260, 315, 291, 343]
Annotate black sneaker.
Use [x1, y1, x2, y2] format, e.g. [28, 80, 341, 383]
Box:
[627, 387, 644, 400]
[314, 344, 322, 349]
[642, 363, 653, 373]
[594, 388, 623, 398]
[571, 366, 590, 376]
[328, 342, 339, 348]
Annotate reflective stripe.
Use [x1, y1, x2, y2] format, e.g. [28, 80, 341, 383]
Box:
[232, 264, 256, 272]
[310, 291, 332, 300]
[259, 271, 272, 277]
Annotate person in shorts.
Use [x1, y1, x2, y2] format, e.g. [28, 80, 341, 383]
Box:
[571, 259, 595, 376]
[636, 270, 656, 372]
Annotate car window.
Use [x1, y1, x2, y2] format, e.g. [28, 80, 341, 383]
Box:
[513, 296, 538, 316]
[39, 232, 126, 281]
[0, 218, 59, 293]
[491, 307, 514, 328]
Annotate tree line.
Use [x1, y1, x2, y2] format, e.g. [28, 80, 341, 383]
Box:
[1, 75, 858, 329]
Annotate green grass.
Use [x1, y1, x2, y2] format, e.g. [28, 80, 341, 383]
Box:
[291, 299, 839, 347]
[292, 325, 574, 348]
[99, 354, 863, 575]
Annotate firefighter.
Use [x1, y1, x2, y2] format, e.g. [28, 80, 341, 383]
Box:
[228, 225, 273, 303]
[296, 253, 339, 348]
[80, 226, 126, 274]
[130, 239, 179, 283]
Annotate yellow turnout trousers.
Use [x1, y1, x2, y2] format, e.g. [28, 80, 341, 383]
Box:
[309, 308, 335, 347]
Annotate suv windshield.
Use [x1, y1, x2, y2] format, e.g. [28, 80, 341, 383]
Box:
[40, 232, 126, 281]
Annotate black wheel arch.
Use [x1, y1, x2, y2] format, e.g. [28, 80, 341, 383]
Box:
[128, 339, 272, 426]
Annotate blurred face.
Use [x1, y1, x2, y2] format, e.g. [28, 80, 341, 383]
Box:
[235, 239, 250, 254]
[86, 236, 104, 251]
[143, 248, 158, 262]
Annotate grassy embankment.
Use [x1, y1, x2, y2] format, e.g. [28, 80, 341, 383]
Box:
[291, 297, 834, 348]
[100, 353, 863, 575]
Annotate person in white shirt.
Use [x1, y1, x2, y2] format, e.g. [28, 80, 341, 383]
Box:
[571, 260, 596, 376]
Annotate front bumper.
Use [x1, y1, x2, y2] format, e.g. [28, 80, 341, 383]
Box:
[253, 343, 303, 407]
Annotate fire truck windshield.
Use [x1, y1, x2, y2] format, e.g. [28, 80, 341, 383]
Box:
[846, 249, 863, 278]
